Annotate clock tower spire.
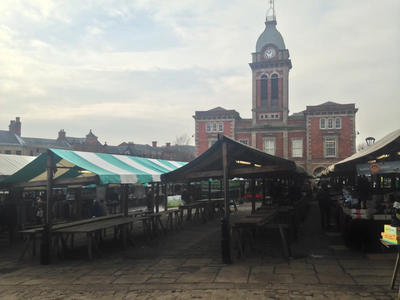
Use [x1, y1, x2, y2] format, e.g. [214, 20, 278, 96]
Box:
[249, 1, 291, 125]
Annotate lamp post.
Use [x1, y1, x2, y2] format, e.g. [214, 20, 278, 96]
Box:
[365, 137, 375, 146]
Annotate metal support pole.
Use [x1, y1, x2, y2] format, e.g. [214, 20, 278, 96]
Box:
[221, 217, 231, 264]
[251, 177, 256, 213]
[41, 150, 53, 265]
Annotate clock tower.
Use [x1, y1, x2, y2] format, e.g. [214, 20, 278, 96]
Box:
[249, 0, 292, 125]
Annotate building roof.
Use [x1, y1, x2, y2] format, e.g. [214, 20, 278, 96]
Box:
[0, 130, 26, 146]
[107, 145, 141, 156]
[22, 137, 71, 149]
[194, 107, 240, 118]
[256, 20, 286, 52]
[65, 136, 102, 146]
[134, 144, 160, 153]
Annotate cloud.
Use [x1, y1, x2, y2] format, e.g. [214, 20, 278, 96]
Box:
[0, 0, 398, 147]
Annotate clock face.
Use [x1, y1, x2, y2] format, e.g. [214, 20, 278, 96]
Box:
[264, 47, 276, 59]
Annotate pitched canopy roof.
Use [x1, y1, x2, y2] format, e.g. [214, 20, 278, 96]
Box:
[333, 129, 400, 173]
[162, 135, 303, 182]
[0, 154, 36, 177]
[0, 149, 186, 189]
[319, 129, 400, 176]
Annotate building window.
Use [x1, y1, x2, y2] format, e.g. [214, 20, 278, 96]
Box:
[320, 118, 326, 129]
[30, 150, 33, 156]
[239, 140, 249, 145]
[260, 115, 264, 119]
[271, 74, 279, 102]
[325, 138, 337, 157]
[209, 140, 217, 148]
[16, 150, 22, 155]
[218, 122, 223, 132]
[335, 117, 341, 129]
[206, 122, 211, 132]
[263, 138, 276, 155]
[275, 114, 279, 118]
[292, 139, 303, 157]
[260, 74, 268, 107]
[212, 122, 217, 132]
[327, 118, 333, 129]
[5, 150, 11, 155]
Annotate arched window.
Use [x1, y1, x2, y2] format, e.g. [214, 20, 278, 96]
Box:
[328, 118, 333, 129]
[218, 122, 223, 132]
[335, 117, 341, 129]
[212, 122, 217, 132]
[206, 122, 211, 132]
[260, 74, 268, 107]
[320, 118, 326, 129]
[271, 74, 279, 106]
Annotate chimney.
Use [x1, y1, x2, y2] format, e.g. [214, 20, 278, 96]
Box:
[166, 142, 171, 148]
[9, 117, 21, 136]
[152, 141, 157, 148]
[58, 129, 66, 140]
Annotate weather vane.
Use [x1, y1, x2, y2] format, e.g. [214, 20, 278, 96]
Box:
[266, 0, 276, 22]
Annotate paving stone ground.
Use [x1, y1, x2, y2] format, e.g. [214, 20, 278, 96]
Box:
[0, 197, 399, 299]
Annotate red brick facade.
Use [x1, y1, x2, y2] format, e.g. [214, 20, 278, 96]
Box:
[193, 14, 358, 175]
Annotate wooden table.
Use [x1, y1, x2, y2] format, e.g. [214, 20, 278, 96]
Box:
[163, 209, 184, 231]
[232, 210, 290, 259]
[179, 203, 207, 224]
[146, 213, 167, 237]
[256, 205, 297, 239]
[18, 214, 127, 260]
[52, 217, 135, 261]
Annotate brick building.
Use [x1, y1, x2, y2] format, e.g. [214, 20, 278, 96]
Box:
[193, 5, 358, 175]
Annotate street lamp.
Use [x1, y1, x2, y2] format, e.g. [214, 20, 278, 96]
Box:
[365, 137, 375, 146]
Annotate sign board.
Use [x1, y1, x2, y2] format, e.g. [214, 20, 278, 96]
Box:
[167, 195, 183, 208]
[357, 161, 400, 175]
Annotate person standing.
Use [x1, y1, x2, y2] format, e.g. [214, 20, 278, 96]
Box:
[181, 186, 189, 204]
[316, 182, 332, 228]
[146, 189, 154, 212]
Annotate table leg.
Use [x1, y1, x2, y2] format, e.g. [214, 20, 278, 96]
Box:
[19, 233, 33, 260]
[391, 252, 400, 290]
[175, 211, 183, 230]
[278, 224, 291, 259]
[158, 216, 167, 236]
[122, 225, 127, 250]
[166, 213, 172, 231]
[87, 233, 92, 261]
[32, 233, 36, 257]
[88, 232, 101, 260]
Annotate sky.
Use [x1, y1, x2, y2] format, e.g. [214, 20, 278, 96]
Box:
[0, 0, 399, 148]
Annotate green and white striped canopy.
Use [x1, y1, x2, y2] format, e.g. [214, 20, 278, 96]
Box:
[0, 149, 187, 188]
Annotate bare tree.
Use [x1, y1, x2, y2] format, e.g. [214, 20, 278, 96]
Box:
[174, 134, 194, 162]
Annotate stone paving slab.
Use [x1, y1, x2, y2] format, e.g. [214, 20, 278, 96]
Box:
[1, 201, 400, 299]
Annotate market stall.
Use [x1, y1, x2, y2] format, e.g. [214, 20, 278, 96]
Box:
[319, 129, 400, 250]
